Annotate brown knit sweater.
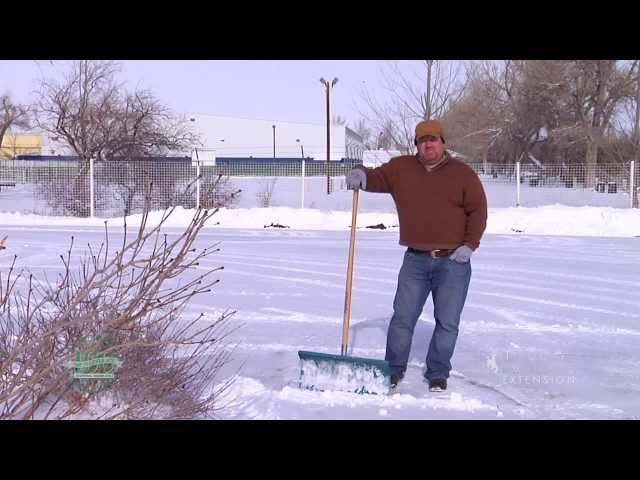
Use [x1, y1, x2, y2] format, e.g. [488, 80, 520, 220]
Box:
[358, 152, 488, 250]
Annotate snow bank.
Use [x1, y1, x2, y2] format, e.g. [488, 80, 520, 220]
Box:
[1, 204, 639, 238]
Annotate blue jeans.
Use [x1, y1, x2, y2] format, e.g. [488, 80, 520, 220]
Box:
[385, 248, 472, 381]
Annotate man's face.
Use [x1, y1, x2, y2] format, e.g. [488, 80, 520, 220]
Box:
[416, 135, 444, 164]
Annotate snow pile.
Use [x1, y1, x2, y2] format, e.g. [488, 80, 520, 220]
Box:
[1, 204, 640, 237]
[298, 357, 390, 395]
[277, 384, 497, 414]
[487, 204, 640, 237]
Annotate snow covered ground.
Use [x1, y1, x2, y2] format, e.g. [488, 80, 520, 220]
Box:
[2, 204, 640, 237]
[1, 205, 639, 419]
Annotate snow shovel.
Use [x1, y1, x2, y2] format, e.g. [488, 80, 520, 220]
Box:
[298, 188, 391, 395]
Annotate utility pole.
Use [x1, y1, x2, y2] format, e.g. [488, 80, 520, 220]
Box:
[425, 60, 434, 120]
[320, 77, 338, 194]
[633, 61, 640, 207]
[272, 125, 276, 159]
[297, 139, 305, 209]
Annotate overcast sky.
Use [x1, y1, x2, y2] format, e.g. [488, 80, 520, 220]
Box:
[0, 60, 428, 127]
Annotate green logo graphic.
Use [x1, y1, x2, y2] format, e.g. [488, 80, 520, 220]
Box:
[65, 336, 123, 394]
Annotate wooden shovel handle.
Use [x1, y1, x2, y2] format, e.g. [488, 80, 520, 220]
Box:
[341, 188, 359, 356]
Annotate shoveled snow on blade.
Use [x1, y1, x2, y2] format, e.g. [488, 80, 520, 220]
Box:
[299, 358, 390, 395]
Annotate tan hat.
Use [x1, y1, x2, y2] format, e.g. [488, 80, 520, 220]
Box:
[415, 119, 445, 144]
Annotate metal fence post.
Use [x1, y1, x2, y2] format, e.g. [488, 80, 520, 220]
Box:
[631, 160, 636, 208]
[90, 156, 95, 218]
[193, 148, 201, 210]
[516, 161, 521, 207]
[301, 157, 305, 209]
[196, 160, 201, 210]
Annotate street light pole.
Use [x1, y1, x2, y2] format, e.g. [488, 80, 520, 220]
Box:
[320, 77, 338, 194]
[297, 139, 305, 209]
[272, 125, 276, 159]
[296, 138, 304, 158]
[425, 60, 434, 120]
[633, 61, 640, 208]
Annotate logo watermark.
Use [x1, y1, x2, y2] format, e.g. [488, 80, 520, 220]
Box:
[65, 336, 123, 394]
[483, 349, 578, 385]
[501, 374, 577, 385]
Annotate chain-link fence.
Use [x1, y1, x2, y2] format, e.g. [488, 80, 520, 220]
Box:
[0, 157, 637, 216]
[471, 161, 635, 209]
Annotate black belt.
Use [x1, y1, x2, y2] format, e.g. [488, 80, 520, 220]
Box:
[408, 247, 454, 258]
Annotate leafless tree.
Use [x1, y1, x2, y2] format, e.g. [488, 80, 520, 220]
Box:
[332, 115, 347, 126]
[445, 61, 567, 166]
[256, 178, 278, 207]
[443, 60, 640, 191]
[350, 118, 374, 149]
[34, 60, 200, 216]
[559, 60, 638, 186]
[0, 94, 30, 159]
[358, 60, 467, 153]
[441, 61, 506, 166]
[0, 194, 239, 419]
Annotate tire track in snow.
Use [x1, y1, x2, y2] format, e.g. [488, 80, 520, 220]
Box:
[239, 260, 638, 303]
[359, 257, 640, 288]
[218, 267, 640, 332]
[472, 278, 640, 308]
[472, 265, 640, 288]
[473, 271, 639, 298]
[215, 261, 640, 318]
[209, 261, 640, 334]
[464, 303, 640, 336]
[469, 290, 639, 318]
[225, 253, 640, 308]
[185, 304, 343, 325]
[217, 252, 640, 292]
[473, 251, 640, 267]
[193, 297, 640, 337]
[209, 258, 392, 284]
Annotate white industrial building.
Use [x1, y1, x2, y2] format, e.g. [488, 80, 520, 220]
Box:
[17, 113, 367, 163]
[185, 113, 365, 163]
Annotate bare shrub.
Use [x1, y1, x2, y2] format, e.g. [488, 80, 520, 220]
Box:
[199, 175, 241, 209]
[0, 193, 238, 419]
[256, 178, 278, 208]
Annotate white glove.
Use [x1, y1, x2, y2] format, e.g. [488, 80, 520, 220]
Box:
[345, 168, 367, 190]
[449, 245, 473, 263]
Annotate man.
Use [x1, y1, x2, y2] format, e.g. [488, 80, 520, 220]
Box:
[345, 120, 487, 392]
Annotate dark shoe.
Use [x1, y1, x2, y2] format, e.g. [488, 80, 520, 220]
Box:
[428, 378, 447, 392]
[390, 372, 405, 389]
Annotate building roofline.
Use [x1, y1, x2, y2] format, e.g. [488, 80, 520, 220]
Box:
[185, 112, 334, 128]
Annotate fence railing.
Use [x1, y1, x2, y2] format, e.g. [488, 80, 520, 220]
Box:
[0, 158, 637, 217]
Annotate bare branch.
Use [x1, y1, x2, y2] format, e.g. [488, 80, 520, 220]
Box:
[0, 192, 236, 419]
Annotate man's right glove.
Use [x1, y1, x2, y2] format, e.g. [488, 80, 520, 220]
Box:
[346, 168, 367, 190]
